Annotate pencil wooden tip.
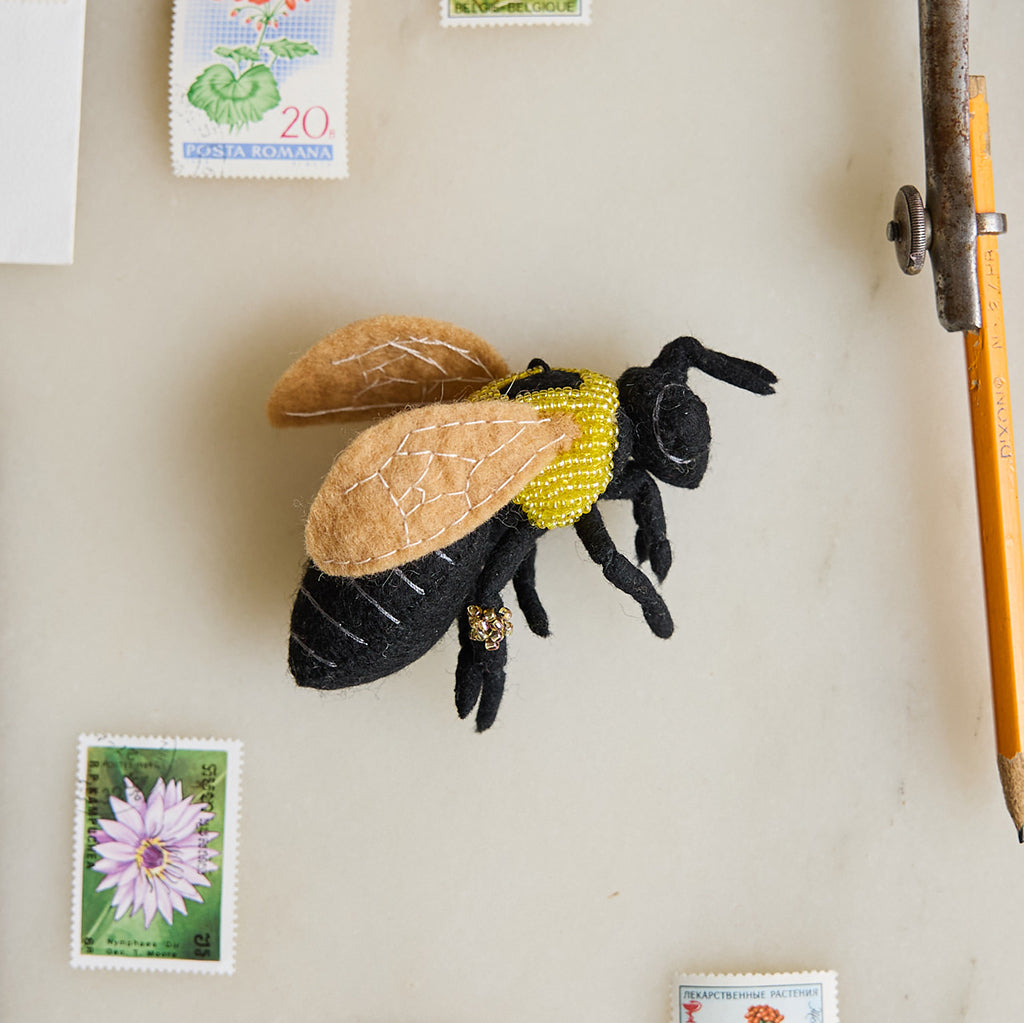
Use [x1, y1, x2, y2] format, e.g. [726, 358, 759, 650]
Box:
[997, 753, 1024, 837]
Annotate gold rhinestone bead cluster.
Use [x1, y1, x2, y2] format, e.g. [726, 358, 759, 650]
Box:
[470, 367, 619, 529]
[467, 605, 514, 650]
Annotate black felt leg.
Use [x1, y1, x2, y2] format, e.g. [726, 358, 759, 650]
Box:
[454, 523, 543, 731]
[475, 523, 543, 598]
[574, 507, 674, 638]
[512, 547, 550, 636]
[455, 609, 510, 731]
[474, 644, 508, 732]
[635, 474, 671, 582]
[455, 611, 484, 719]
[455, 597, 513, 732]
[605, 463, 672, 582]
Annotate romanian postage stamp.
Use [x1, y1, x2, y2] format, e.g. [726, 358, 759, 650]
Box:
[440, 0, 590, 28]
[673, 972, 840, 1023]
[170, 0, 349, 178]
[71, 734, 243, 974]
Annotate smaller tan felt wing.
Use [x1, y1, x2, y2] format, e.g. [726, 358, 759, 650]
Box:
[305, 400, 581, 576]
[267, 315, 510, 427]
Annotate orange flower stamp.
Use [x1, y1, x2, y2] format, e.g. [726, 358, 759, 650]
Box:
[673, 972, 839, 1023]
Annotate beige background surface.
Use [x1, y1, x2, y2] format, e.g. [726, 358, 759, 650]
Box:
[3, 2, 1024, 1021]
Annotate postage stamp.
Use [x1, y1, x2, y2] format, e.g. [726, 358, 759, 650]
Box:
[71, 734, 243, 974]
[673, 972, 840, 1023]
[440, 0, 591, 28]
[170, 0, 349, 178]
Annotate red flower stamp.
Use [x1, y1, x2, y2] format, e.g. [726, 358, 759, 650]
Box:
[170, 0, 349, 178]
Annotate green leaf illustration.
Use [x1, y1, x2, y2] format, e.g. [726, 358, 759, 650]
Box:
[214, 44, 262, 64]
[265, 38, 319, 59]
[187, 64, 281, 128]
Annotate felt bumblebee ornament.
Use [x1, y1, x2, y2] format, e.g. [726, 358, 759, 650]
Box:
[268, 315, 776, 731]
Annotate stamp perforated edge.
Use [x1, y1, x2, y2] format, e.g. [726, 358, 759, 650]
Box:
[70, 733, 243, 974]
[440, 0, 591, 27]
[671, 971, 839, 1023]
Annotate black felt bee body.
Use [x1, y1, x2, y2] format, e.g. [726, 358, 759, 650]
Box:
[268, 315, 776, 731]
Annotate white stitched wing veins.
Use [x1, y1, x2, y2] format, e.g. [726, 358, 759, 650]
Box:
[283, 335, 500, 418]
[304, 403, 580, 576]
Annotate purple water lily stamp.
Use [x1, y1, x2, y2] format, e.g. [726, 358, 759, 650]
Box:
[673, 972, 839, 1023]
[170, 0, 349, 178]
[71, 734, 243, 974]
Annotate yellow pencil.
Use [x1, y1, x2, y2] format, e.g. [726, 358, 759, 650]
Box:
[963, 77, 1024, 839]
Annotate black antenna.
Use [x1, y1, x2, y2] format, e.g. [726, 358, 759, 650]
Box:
[662, 336, 777, 396]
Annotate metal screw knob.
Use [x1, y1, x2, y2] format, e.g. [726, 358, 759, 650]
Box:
[887, 184, 931, 275]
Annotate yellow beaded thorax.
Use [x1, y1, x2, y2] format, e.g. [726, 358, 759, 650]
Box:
[470, 366, 619, 529]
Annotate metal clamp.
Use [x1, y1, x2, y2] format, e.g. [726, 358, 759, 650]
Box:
[885, 0, 1007, 333]
[887, 184, 1007, 277]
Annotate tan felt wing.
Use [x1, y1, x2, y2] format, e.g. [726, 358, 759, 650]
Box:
[305, 401, 581, 576]
[267, 315, 510, 426]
